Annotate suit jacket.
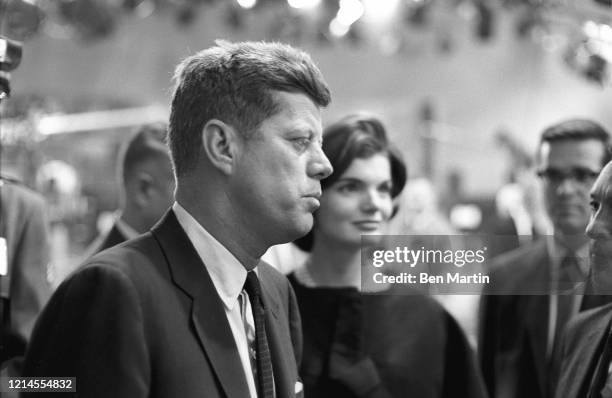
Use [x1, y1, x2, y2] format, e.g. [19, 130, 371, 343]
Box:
[82, 223, 129, 258]
[0, 179, 51, 366]
[23, 210, 303, 398]
[478, 240, 551, 398]
[555, 302, 612, 398]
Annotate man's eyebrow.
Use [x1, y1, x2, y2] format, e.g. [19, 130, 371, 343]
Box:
[286, 127, 314, 136]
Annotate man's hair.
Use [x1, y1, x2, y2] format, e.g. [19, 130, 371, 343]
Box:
[538, 119, 612, 166]
[119, 123, 170, 186]
[168, 40, 331, 177]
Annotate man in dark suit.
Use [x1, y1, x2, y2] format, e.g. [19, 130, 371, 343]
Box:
[478, 119, 611, 398]
[0, 178, 51, 376]
[86, 123, 174, 255]
[22, 40, 333, 398]
[555, 160, 612, 398]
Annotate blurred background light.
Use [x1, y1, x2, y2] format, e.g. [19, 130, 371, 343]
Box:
[236, 0, 256, 10]
[287, 0, 321, 10]
[362, 0, 400, 25]
[336, 0, 364, 27]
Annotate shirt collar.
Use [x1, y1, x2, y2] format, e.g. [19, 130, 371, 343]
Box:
[546, 235, 590, 276]
[172, 202, 248, 311]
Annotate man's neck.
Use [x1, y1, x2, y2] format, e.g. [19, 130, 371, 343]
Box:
[553, 232, 589, 253]
[175, 194, 263, 270]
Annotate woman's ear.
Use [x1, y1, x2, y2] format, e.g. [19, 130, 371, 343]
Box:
[201, 119, 238, 175]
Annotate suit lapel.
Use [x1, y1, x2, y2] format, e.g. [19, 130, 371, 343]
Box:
[523, 242, 551, 397]
[152, 211, 251, 398]
[584, 308, 612, 397]
[259, 267, 294, 398]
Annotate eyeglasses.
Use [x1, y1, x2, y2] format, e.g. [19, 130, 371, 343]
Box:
[536, 168, 599, 186]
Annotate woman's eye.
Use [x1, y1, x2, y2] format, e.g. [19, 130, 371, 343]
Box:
[338, 183, 358, 193]
[590, 200, 600, 212]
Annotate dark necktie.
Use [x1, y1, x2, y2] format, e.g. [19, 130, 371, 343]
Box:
[244, 271, 274, 398]
[557, 253, 583, 292]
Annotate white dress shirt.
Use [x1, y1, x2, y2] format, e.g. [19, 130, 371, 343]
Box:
[173, 202, 258, 398]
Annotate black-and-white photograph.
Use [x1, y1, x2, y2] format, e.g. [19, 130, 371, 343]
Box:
[1, 0, 612, 397]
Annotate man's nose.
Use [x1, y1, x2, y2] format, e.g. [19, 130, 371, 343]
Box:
[555, 177, 580, 196]
[309, 146, 333, 180]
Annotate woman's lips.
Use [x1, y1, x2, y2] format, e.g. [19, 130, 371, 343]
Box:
[352, 221, 381, 231]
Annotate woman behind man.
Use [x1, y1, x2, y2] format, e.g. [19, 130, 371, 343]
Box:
[288, 114, 486, 398]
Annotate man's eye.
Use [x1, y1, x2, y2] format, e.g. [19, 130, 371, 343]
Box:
[292, 137, 311, 150]
[379, 183, 392, 194]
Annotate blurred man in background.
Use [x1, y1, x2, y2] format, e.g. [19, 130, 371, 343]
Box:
[479, 119, 611, 398]
[86, 123, 174, 255]
[0, 177, 51, 379]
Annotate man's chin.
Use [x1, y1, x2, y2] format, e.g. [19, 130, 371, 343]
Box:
[282, 215, 314, 241]
[553, 220, 589, 236]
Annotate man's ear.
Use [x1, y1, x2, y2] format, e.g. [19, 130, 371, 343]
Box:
[201, 119, 238, 175]
[135, 172, 155, 205]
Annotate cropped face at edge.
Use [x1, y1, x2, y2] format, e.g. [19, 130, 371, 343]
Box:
[586, 162, 612, 286]
[314, 153, 393, 248]
[229, 91, 333, 247]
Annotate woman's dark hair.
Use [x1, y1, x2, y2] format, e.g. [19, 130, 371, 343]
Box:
[294, 113, 407, 251]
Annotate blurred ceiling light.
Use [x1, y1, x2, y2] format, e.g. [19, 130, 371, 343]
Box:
[329, 18, 350, 37]
[582, 21, 612, 62]
[583, 20, 600, 37]
[583, 21, 612, 42]
[602, 24, 612, 41]
[236, 0, 256, 9]
[37, 106, 168, 136]
[362, 0, 400, 24]
[287, 0, 321, 9]
[336, 0, 364, 27]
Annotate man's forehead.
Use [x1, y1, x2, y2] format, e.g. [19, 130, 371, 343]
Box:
[539, 139, 605, 168]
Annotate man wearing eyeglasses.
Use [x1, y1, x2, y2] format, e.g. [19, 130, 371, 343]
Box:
[479, 119, 611, 398]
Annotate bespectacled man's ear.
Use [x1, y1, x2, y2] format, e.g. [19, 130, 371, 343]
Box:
[201, 119, 239, 176]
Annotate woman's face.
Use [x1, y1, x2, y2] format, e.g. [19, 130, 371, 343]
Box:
[314, 153, 394, 248]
